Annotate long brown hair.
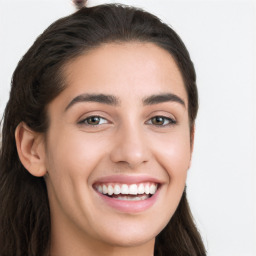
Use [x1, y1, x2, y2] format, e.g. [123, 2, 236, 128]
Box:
[0, 4, 206, 256]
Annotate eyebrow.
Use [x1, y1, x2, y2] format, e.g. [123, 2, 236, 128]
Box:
[143, 93, 185, 107]
[65, 92, 185, 111]
[65, 93, 120, 111]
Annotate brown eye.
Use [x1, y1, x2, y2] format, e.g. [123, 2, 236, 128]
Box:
[149, 116, 176, 126]
[152, 116, 165, 125]
[79, 116, 108, 126]
[87, 116, 100, 125]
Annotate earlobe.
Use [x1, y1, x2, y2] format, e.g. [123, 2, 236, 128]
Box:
[15, 122, 47, 177]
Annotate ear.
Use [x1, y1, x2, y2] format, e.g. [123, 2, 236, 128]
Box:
[15, 122, 47, 177]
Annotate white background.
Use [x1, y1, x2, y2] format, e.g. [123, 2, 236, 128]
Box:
[0, 0, 255, 255]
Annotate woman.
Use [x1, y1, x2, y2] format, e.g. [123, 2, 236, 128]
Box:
[0, 2, 206, 256]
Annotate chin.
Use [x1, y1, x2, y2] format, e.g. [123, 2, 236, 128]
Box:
[92, 217, 165, 248]
[101, 231, 156, 248]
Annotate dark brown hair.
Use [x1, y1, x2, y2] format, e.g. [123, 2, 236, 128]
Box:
[0, 4, 205, 256]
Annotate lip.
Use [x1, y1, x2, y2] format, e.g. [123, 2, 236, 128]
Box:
[93, 174, 163, 185]
[92, 175, 162, 213]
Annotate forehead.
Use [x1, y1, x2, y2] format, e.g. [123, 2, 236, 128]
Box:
[57, 42, 187, 107]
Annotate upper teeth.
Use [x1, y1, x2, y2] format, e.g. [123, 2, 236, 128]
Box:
[95, 183, 158, 196]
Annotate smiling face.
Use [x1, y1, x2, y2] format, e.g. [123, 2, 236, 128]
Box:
[43, 42, 192, 255]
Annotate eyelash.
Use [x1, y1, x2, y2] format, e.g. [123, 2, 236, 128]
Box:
[78, 115, 176, 127]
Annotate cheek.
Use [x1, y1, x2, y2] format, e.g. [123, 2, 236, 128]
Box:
[44, 128, 113, 207]
[44, 128, 109, 222]
[46, 128, 108, 176]
[152, 129, 191, 211]
[144, 130, 191, 233]
[154, 130, 191, 177]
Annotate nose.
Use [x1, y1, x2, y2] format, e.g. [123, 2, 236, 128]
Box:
[109, 123, 151, 169]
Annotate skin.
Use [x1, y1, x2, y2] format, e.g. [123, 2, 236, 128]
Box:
[16, 42, 193, 256]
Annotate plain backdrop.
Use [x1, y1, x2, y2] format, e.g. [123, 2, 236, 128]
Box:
[0, 0, 255, 255]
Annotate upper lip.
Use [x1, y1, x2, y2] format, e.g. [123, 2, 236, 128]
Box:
[92, 174, 163, 185]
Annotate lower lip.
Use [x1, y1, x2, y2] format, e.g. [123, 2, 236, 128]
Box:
[95, 188, 160, 213]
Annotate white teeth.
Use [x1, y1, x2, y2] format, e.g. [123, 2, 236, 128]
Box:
[107, 185, 114, 195]
[103, 185, 108, 194]
[138, 183, 145, 194]
[149, 184, 157, 194]
[121, 184, 129, 195]
[95, 182, 158, 197]
[145, 184, 150, 194]
[129, 184, 137, 195]
[114, 184, 121, 195]
[98, 185, 103, 194]
[116, 194, 149, 201]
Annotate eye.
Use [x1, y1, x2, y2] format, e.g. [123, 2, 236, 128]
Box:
[79, 116, 108, 126]
[147, 116, 176, 126]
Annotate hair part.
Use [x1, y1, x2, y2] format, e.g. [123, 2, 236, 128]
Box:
[0, 4, 204, 256]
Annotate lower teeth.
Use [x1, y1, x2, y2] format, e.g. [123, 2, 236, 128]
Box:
[108, 194, 150, 201]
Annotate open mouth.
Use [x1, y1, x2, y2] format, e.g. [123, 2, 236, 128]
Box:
[93, 182, 159, 201]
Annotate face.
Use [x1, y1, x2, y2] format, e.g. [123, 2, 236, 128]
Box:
[43, 42, 192, 253]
